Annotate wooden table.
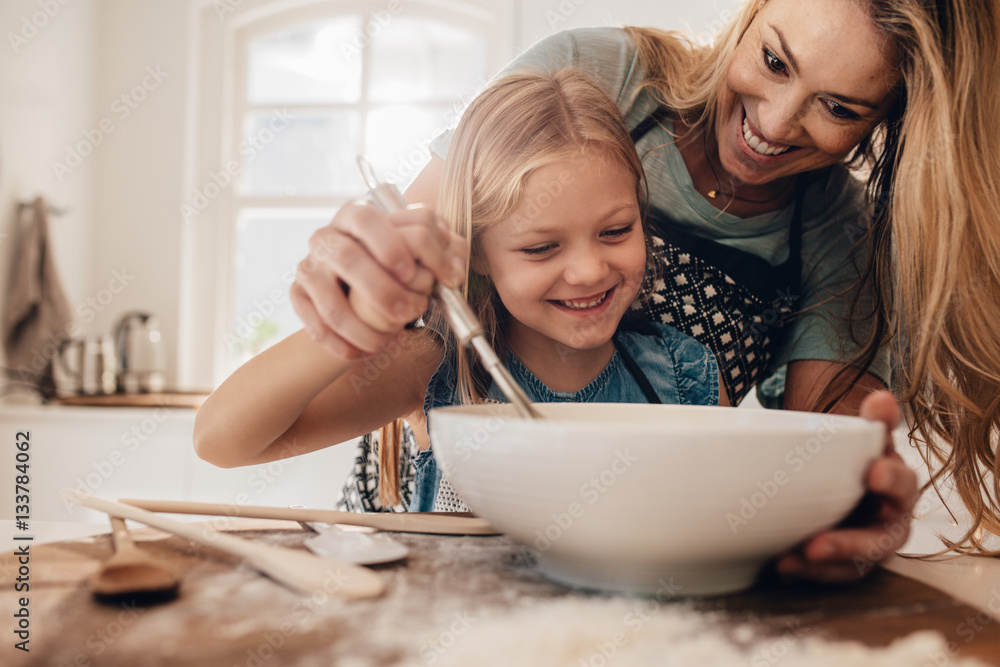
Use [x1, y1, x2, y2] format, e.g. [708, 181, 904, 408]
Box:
[3, 520, 998, 666]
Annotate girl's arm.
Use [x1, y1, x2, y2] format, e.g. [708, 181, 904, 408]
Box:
[196, 190, 463, 469]
[193, 328, 443, 468]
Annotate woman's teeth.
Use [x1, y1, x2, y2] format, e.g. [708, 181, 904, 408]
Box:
[743, 117, 791, 156]
[556, 291, 609, 310]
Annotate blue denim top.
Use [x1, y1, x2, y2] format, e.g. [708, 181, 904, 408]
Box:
[410, 319, 720, 511]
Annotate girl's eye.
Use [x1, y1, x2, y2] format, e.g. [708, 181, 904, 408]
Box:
[762, 47, 786, 74]
[602, 223, 635, 239]
[824, 99, 860, 121]
[520, 244, 555, 256]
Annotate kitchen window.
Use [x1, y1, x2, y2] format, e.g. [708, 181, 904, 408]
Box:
[180, 1, 512, 387]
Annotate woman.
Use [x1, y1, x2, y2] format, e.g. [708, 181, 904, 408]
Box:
[292, 0, 1000, 574]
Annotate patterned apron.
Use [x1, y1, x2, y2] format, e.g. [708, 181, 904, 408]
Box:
[630, 107, 804, 405]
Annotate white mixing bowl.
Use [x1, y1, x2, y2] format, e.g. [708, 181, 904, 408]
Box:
[429, 402, 884, 596]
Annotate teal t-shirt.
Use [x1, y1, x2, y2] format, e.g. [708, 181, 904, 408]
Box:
[430, 27, 889, 402]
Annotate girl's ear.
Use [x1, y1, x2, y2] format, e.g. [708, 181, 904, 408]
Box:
[470, 248, 490, 277]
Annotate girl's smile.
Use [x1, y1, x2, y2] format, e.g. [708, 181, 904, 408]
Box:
[549, 285, 617, 314]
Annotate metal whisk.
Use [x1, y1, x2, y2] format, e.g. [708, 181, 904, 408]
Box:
[357, 156, 540, 419]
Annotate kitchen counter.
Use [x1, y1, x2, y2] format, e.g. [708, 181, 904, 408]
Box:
[2, 519, 998, 666]
[48, 392, 209, 409]
[0, 404, 358, 523]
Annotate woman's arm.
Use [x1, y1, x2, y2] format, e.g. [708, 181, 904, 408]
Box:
[194, 329, 443, 468]
[783, 359, 887, 414]
[777, 360, 919, 582]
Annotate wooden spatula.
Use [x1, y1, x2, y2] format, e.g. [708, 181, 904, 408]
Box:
[91, 516, 180, 604]
[61, 489, 384, 600]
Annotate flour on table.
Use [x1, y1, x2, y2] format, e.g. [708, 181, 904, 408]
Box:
[413, 597, 991, 667]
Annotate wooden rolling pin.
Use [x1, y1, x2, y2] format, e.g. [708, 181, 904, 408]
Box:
[119, 498, 501, 536]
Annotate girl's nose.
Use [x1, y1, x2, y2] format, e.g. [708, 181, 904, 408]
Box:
[562, 248, 608, 285]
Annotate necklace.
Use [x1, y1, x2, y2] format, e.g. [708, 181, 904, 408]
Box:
[702, 131, 792, 204]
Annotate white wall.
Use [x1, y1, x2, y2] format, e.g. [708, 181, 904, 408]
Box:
[516, 0, 741, 51]
[88, 0, 193, 387]
[0, 0, 196, 393]
[0, 0, 97, 375]
[1, 0, 733, 393]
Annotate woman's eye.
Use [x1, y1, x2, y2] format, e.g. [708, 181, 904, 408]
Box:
[520, 244, 554, 256]
[825, 100, 859, 120]
[762, 48, 786, 74]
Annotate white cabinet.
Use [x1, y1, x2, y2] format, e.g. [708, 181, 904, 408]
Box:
[0, 404, 357, 524]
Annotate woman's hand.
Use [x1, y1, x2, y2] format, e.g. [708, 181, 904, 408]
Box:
[774, 390, 920, 582]
[290, 201, 467, 360]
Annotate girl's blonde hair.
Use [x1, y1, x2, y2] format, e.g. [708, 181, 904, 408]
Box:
[375, 69, 648, 505]
[435, 68, 649, 405]
[628, 0, 1000, 554]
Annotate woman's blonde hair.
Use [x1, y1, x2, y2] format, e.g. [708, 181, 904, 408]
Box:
[623, 2, 764, 140]
[628, 0, 1000, 554]
[376, 68, 648, 506]
[435, 68, 649, 405]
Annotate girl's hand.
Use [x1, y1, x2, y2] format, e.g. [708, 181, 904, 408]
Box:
[774, 390, 920, 582]
[291, 202, 467, 360]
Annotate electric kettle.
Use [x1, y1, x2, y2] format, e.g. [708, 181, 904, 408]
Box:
[113, 311, 166, 393]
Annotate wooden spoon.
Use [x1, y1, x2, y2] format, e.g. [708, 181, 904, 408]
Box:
[91, 516, 180, 604]
[62, 489, 384, 600]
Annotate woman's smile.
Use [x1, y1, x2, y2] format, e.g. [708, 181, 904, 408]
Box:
[740, 106, 796, 158]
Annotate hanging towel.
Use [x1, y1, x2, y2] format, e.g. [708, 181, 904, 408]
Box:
[1, 196, 74, 393]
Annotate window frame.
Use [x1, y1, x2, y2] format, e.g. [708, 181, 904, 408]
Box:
[179, 0, 513, 390]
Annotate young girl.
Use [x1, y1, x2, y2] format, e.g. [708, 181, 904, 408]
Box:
[194, 69, 729, 512]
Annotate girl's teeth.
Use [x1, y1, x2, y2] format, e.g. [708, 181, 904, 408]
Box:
[559, 292, 608, 310]
[742, 117, 790, 156]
